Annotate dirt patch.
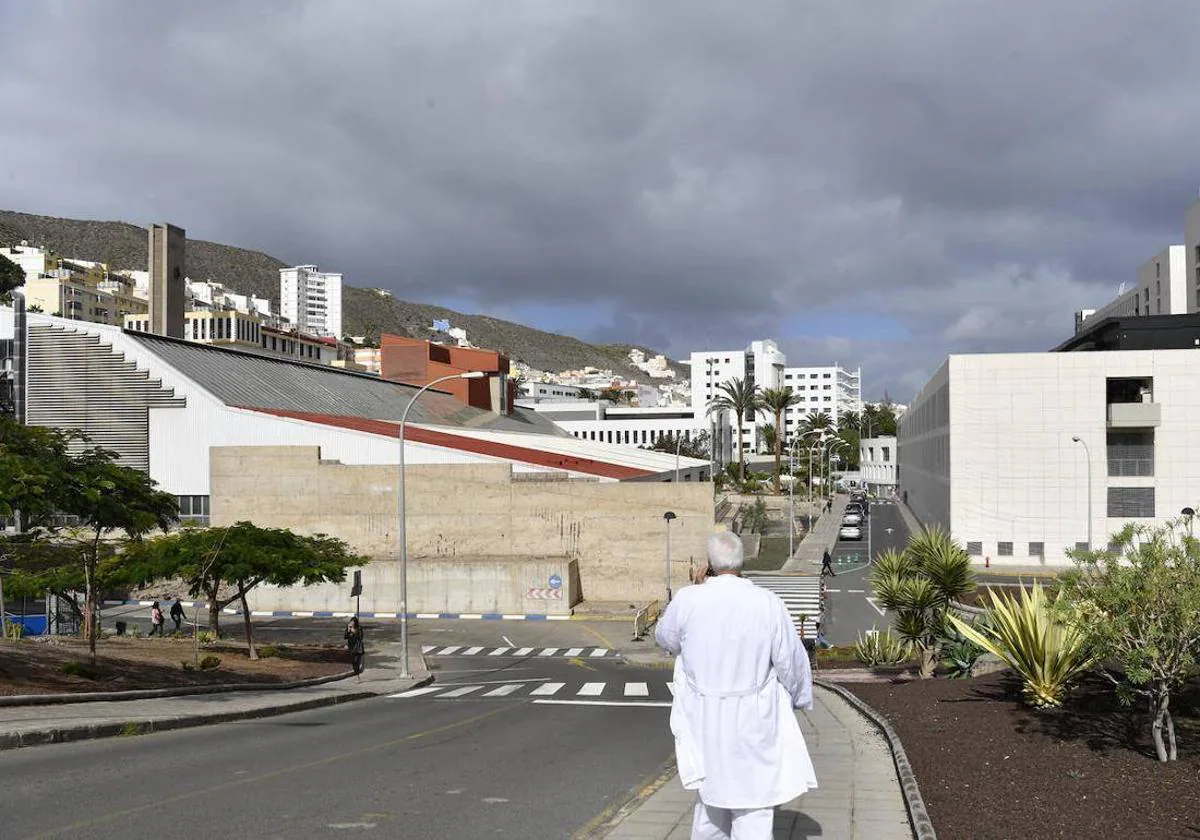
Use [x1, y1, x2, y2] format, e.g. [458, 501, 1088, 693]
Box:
[955, 583, 1040, 608]
[0, 637, 349, 695]
[846, 671, 1200, 839]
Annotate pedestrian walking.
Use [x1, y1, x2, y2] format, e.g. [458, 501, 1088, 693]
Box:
[344, 617, 365, 675]
[821, 549, 836, 577]
[149, 601, 165, 637]
[170, 598, 187, 632]
[656, 532, 817, 838]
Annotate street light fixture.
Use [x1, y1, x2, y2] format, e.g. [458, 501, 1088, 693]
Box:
[663, 511, 677, 602]
[807, 433, 834, 530]
[789, 430, 824, 557]
[398, 370, 490, 678]
[1071, 436, 1092, 553]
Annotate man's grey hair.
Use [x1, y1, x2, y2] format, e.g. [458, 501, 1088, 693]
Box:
[707, 531, 745, 572]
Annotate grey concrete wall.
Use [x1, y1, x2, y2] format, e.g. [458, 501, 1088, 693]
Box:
[210, 446, 714, 609]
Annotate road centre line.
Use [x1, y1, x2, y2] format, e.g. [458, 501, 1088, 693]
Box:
[532, 699, 672, 708]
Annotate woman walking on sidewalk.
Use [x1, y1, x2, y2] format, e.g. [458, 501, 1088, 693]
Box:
[344, 617, 365, 675]
[148, 602, 165, 637]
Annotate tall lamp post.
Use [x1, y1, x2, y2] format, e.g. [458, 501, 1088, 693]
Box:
[663, 511, 677, 602]
[822, 438, 848, 501]
[1071, 436, 1092, 552]
[398, 370, 489, 678]
[790, 429, 823, 558]
[807, 433, 832, 531]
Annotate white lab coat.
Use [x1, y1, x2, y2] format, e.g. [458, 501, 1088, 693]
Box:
[655, 574, 818, 809]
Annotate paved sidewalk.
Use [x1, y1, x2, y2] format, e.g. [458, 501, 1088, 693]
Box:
[782, 494, 848, 572]
[602, 684, 913, 840]
[0, 641, 429, 750]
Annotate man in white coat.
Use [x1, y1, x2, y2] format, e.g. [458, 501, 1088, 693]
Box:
[655, 531, 818, 839]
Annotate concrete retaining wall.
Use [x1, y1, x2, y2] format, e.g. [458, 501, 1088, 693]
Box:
[211, 447, 714, 610]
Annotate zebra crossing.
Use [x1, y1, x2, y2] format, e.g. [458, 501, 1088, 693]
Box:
[389, 679, 673, 706]
[745, 573, 823, 636]
[420, 645, 614, 659]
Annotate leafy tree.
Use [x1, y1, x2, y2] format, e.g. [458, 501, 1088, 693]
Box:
[862, 402, 899, 437]
[755, 423, 778, 456]
[124, 522, 367, 658]
[0, 417, 79, 530]
[707, 377, 763, 481]
[800, 410, 833, 437]
[837, 409, 861, 431]
[575, 388, 597, 401]
[869, 528, 976, 677]
[641, 431, 710, 460]
[950, 582, 1096, 709]
[0, 253, 24, 303]
[761, 387, 800, 493]
[1056, 521, 1200, 761]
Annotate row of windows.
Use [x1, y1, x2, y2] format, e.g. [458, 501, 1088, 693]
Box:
[571, 428, 693, 445]
[177, 495, 210, 521]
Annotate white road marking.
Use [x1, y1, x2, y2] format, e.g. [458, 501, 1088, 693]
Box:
[667, 683, 675, 696]
[421, 645, 436, 653]
[463, 646, 485, 655]
[530, 682, 565, 696]
[538, 648, 559, 656]
[436, 646, 462, 655]
[564, 647, 584, 657]
[488, 647, 510, 656]
[439, 685, 484, 698]
[866, 597, 886, 617]
[589, 648, 607, 657]
[624, 682, 649, 697]
[848, 589, 866, 594]
[482, 797, 509, 804]
[502, 635, 516, 647]
[482, 684, 523, 697]
[578, 682, 604, 696]
[388, 686, 443, 699]
[513, 647, 535, 656]
[533, 699, 672, 708]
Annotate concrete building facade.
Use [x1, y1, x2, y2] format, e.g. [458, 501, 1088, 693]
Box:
[280, 264, 342, 338]
[148, 223, 186, 339]
[898, 344, 1200, 567]
[859, 435, 898, 496]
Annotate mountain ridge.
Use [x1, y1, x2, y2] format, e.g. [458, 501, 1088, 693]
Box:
[0, 209, 684, 377]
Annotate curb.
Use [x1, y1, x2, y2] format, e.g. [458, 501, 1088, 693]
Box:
[815, 680, 937, 840]
[0, 669, 357, 708]
[578, 757, 679, 839]
[0, 673, 436, 752]
[101, 602, 572, 621]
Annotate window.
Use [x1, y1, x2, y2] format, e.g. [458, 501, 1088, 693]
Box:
[823, 385, 831, 390]
[1108, 487, 1155, 518]
[997, 541, 1013, 556]
[1028, 542, 1044, 557]
[176, 495, 211, 523]
[822, 373, 831, 378]
[966, 541, 982, 556]
[882, 446, 890, 462]
[809, 373, 817, 379]
[1156, 261, 1161, 278]
[1076, 541, 1090, 553]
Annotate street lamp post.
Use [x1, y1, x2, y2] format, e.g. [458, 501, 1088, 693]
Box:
[789, 430, 823, 556]
[398, 370, 489, 678]
[1071, 436, 1092, 552]
[807, 434, 831, 531]
[663, 511, 677, 602]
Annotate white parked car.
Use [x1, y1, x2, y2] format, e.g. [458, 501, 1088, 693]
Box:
[839, 524, 862, 541]
[841, 512, 862, 526]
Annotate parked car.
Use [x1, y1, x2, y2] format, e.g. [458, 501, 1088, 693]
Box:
[841, 512, 862, 526]
[839, 524, 862, 541]
[845, 501, 868, 519]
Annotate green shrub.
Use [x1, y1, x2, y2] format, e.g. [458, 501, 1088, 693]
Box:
[181, 661, 195, 671]
[949, 581, 1096, 708]
[5, 622, 25, 640]
[258, 644, 279, 659]
[196, 631, 215, 644]
[940, 623, 986, 679]
[170, 630, 186, 639]
[120, 722, 143, 737]
[854, 627, 912, 667]
[60, 661, 98, 679]
[198, 654, 221, 671]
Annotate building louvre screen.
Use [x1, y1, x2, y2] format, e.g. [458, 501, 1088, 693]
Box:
[1107, 487, 1155, 518]
[966, 541, 982, 556]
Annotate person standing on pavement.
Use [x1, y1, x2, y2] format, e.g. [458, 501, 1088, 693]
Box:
[170, 598, 187, 632]
[149, 601, 165, 637]
[655, 531, 818, 839]
[344, 617, 365, 675]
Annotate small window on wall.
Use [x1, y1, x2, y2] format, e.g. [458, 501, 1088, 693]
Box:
[966, 541, 982, 556]
[1108, 487, 1155, 518]
[1075, 541, 1090, 553]
[997, 542, 1013, 556]
[1028, 542, 1044, 557]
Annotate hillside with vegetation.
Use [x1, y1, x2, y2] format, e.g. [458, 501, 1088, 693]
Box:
[0, 210, 683, 376]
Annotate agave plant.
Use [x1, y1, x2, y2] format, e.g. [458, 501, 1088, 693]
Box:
[855, 626, 912, 668]
[939, 622, 986, 679]
[948, 582, 1097, 708]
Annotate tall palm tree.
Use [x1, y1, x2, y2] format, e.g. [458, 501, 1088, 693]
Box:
[838, 409, 861, 431]
[707, 377, 764, 481]
[801, 410, 834, 437]
[762, 387, 801, 493]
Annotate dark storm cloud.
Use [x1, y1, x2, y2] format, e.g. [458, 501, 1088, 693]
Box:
[4, 0, 1200, 398]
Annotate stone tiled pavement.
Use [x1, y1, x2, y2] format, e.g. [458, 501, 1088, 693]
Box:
[602, 685, 913, 839]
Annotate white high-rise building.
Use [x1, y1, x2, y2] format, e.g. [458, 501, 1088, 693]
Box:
[280, 265, 343, 338]
[691, 340, 861, 456]
[1075, 246, 1187, 333]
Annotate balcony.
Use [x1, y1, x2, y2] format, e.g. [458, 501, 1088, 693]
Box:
[1106, 402, 1160, 428]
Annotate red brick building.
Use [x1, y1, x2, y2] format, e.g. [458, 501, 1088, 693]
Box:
[379, 334, 517, 414]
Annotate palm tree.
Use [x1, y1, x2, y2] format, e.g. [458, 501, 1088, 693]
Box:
[757, 423, 778, 456]
[761, 387, 801, 494]
[838, 409, 861, 431]
[800, 410, 834, 438]
[707, 377, 764, 481]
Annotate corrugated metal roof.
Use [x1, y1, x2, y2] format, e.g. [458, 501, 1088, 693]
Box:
[125, 331, 566, 435]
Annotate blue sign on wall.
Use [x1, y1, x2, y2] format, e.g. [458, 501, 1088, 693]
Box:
[548, 573, 563, 590]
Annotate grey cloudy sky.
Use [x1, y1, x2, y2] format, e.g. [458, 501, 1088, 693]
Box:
[3, 0, 1199, 399]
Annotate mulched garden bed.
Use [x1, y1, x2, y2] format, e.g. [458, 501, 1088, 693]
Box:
[847, 671, 1200, 839]
[0, 637, 348, 695]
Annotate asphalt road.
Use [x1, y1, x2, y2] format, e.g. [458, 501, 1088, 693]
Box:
[1, 648, 674, 840]
[820, 500, 910, 646]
